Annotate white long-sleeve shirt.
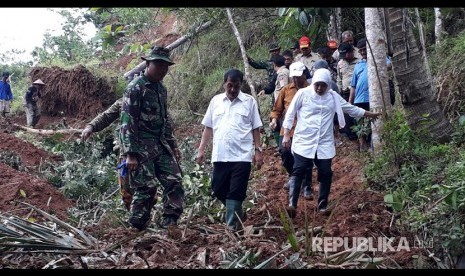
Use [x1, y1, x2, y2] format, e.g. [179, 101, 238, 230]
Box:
[201, 91, 263, 162]
[282, 86, 365, 159]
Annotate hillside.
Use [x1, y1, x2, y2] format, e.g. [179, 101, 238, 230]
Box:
[0, 114, 429, 269]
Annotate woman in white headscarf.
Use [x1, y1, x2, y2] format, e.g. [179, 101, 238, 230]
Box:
[281, 68, 380, 217]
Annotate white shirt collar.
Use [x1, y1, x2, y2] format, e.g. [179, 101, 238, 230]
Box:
[222, 91, 246, 102]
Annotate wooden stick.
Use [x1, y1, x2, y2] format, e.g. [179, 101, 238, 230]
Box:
[14, 124, 83, 135]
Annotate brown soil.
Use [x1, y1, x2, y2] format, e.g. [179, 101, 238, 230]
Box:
[30, 65, 117, 119]
[0, 113, 430, 269]
[0, 128, 73, 220]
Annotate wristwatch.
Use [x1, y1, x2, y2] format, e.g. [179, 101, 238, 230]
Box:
[255, 147, 263, 152]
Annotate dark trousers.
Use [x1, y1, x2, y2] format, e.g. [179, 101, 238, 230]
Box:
[211, 162, 252, 202]
[279, 136, 294, 175]
[354, 102, 371, 143]
[279, 136, 312, 186]
[341, 91, 357, 139]
[292, 153, 333, 209]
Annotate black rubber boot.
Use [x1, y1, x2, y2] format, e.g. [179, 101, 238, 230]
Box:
[225, 199, 244, 231]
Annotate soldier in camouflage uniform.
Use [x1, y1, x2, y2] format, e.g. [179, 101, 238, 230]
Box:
[120, 46, 184, 231]
[81, 98, 159, 211]
[247, 43, 281, 86]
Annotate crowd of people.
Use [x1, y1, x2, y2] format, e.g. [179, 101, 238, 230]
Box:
[76, 28, 384, 232]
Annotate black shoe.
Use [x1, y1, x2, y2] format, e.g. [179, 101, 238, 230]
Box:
[286, 206, 297, 218]
[318, 208, 328, 214]
[303, 189, 314, 200]
[161, 216, 178, 228]
[127, 217, 148, 231]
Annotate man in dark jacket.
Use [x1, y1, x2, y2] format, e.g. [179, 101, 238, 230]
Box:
[23, 79, 45, 128]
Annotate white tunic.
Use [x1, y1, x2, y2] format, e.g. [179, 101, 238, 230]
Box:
[282, 69, 366, 159]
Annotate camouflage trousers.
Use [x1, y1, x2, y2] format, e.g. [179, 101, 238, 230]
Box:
[24, 103, 41, 127]
[117, 156, 158, 211]
[128, 148, 184, 227]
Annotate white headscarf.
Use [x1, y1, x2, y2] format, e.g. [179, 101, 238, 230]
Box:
[311, 68, 346, 128]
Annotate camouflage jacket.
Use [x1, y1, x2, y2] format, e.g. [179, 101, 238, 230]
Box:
[87, 98, 123, 132]
[119, 74, 177, 158]
[247, 56, 275, 82]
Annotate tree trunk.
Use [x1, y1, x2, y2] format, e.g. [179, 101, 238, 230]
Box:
[387, 8, 452, 143]
[123, 21, 213, 81]
[365, 8, 391, 154]
[328, 8, 338, 40]
[225, 8, 257, 101]
[434, 8, 444, 45]
[414, 8, 432, 80]
[335, 8, 342, 42]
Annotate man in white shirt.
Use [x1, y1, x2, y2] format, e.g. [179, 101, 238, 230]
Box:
[196, 69, 263, 231]
[282, 68, 380, 217]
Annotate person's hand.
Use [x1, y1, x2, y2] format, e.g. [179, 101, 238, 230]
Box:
[81, 125, 93, 141]
[269, 118, 277, 131]
[173, 147, 182, 162]
[126, 154, 139, 171]
[258, 90, 265, 97]
[282, 135, 291, 149]
[365, 111, 382, 120]
[196, 148, 205, 164]
[253, 151, 263, 170]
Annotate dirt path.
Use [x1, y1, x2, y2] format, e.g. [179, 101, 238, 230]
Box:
[0, 116, 425, 268]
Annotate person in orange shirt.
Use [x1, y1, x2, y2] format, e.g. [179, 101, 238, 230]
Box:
[270, 61, 313, 200]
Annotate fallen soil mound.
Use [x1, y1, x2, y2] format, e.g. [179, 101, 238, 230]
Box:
[29, 65, 117, 120]
[0, 132, 72, 219]
[0, 132, 61, 170]
[0, 162, 73, 220]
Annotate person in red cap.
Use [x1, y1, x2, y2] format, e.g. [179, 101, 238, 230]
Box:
[294, 36, 321, 78]
[327, 39, 338, 55]
[23, 79, 46, 128]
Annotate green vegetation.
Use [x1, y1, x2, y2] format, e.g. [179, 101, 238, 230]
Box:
[366, 110, 465, 259]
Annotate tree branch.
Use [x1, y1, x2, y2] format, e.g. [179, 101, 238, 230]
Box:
[225, 8, 257, 101]
[123, 20, 213, 81]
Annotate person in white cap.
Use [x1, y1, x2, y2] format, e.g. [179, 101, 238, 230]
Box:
[269, 61, 313, 199]
[281, 68, 380, 217]
[23, 79, 46, 128]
